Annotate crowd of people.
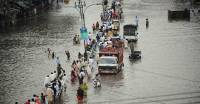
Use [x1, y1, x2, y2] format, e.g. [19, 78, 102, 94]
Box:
[45, 42, 99, 104]
[17, 48, 71, 104]
[66, 1, 127, 102]
[15, 0, 128, 104]
[23, 94, 46, 104]
[101, 0, 122, 22]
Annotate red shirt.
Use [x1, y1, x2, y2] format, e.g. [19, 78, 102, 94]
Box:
[35, 97, 41, 104]
[25, 100, 30, 104]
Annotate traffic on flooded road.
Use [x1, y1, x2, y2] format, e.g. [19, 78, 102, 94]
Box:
[1, 0, 200, 104]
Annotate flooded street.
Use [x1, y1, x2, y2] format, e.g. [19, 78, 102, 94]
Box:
[1, 0, 200, 104]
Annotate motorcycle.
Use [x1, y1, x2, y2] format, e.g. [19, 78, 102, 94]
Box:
[93, 78, 101, 88]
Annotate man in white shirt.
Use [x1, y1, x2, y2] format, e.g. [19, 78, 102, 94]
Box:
[89, 58, 94, 69]
[79, 70, 86, 83]
[56, 57, 60, 65]
[100, 36, 105, 43]
[116, 1, 120, 6]
[44, 75, 50, 88]
[62, 74, 69, 91]
[103, 25, 106, 32]
[49, 72, 54, 82]
[30, 98, 35, 104]
[79, 70, 85, 78]
[52, 71, 57, 81]
[88, 32, 92, 39]
[124, 38, 128, 49]
[98, 31, 103, 37]
[103, 42, 108, 48]
[107, 41, 112, 47]
[111, 24, 114, 30]
[54, 82, 60, 97]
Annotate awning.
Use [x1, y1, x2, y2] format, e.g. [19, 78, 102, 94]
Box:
[10, 1, 30, 9]
[16, 1, 29, 9]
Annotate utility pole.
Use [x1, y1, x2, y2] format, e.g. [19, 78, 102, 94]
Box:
[75, 0, 86, 28]
[74, 0, 102, 41]
[74, 0, 102, 28]
[102, 0, 108, 18]
[102, 0, 105, 14]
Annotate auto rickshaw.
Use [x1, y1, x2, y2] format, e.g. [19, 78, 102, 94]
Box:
[129, 42, 141, 60]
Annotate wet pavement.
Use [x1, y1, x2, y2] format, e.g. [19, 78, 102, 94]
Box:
[1, 0, 200, 104]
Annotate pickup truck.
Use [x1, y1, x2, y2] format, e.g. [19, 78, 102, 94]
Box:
[98, 38, 124, 74]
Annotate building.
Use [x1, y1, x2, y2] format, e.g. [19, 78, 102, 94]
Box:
[0, 0, 50, 27]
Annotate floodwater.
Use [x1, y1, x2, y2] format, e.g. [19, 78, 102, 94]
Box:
[1, 0, 200, 104]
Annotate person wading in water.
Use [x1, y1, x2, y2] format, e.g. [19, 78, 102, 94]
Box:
[47, 48, 51, 59]
[52, 52, 55, 59]
[65, 50, 70, 60]
[77, 87, 84, 103]
[146, 18, 149, 29]
[57, 64, 64, 79]
[96, 21, 99, 30]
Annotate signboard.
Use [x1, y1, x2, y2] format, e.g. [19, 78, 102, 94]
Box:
[80, 27, 88, 40]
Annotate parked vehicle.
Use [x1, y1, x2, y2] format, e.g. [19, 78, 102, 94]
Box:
[129, 42, 141, 60]
[93, 79, 101, 88]
[129, 51, 141, 60]
[123, 24, 138, 42]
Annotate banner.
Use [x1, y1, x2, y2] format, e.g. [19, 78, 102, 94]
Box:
[80, 27, 88, 40]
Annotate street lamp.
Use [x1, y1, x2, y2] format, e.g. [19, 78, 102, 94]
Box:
[83, 3, 102, 14]
[74, 0, 102, 41]
[74, 0, 88, 42]
[102, 0, 108, 13]
[75, 0, 102, 28]
[74, 0, 103, 51]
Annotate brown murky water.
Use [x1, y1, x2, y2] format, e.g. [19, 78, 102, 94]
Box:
[1, 0, 200, 104]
